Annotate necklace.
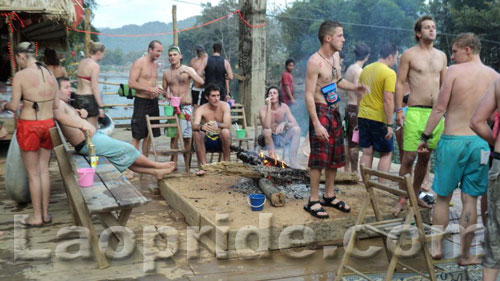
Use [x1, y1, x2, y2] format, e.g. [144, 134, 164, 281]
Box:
[317, 51, 338, 80]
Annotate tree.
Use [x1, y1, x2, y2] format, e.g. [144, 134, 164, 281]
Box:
[430, 0, 500, 70]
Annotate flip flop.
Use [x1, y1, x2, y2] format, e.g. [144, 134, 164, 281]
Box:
[322, 195, 351, 213]
[43, 214, 52, 224]
[20, 218, 43, 228]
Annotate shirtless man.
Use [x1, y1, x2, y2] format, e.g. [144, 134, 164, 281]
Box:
[192, 83, 232, 176]
[419, 33, 499, 265]
[190, 45, 208, 108]
[304, 21, 367, 219]
[343, 43, 370, 173]
[162, 46, 204, 170]
[54, 77, 175, 179]
[471, 79, 500, 281]
[3, 42, 58, 226]
[129, 40, 164, 154]
[258, 86, 301, 167]
[394, 15, 447, 215]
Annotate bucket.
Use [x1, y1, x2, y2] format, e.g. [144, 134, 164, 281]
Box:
[170, 96, 181, 107]
[77, 168, 95, 187]
[247, 193, 266, 211]
[228, 99, 235, 109]
[236, 129, 246, 139]
[164, 105, 174, 116]
[352, 129, 359, 144]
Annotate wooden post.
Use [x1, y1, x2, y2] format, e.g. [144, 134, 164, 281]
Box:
[84, 9, 91, 56]
[172, 5, 178, 46]
[238, 0, 267, 126]
[7, 15, 16, 77]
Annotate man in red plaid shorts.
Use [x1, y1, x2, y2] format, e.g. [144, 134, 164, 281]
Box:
[304, 21, 367, 219]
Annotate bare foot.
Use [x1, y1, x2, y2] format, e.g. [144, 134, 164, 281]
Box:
[159, 161, 175, 170]
[430, 248, 442, 260]
[458, 255, 482, 266]
[196, 169, 205, 176]
[421, 183, 431, 192]
[154, 167, 176, 180]
[124, 170, 135, 180]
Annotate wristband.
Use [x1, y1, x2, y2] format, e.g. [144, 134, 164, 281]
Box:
[386, 123, 394, 128]
[395, 107, 404, 113]
[421, 132, 432, 141]
[337, 78, 343, 84]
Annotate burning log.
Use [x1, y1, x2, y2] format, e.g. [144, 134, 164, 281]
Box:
[258, 178, 286, 207]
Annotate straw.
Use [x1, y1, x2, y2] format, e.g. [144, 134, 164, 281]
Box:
[235, 123, 240, 130]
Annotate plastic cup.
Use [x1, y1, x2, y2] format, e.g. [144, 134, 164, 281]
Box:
[236, 129, 246, 139]
[77, 168, 95, 187]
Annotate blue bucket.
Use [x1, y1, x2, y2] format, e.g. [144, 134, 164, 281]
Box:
[248, 193, 266, 211]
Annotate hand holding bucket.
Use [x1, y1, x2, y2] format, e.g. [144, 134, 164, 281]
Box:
[170, 96, 181, 114]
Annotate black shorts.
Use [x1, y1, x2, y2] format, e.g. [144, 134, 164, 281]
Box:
[71, 94, 99, 117]
[191, 87, 207, 106]
[131, 97, 160, 140]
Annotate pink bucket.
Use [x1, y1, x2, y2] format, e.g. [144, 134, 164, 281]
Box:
[77, 168, 95, 187]
[170, 96, 180, 107]
[352, 129, 359, 144]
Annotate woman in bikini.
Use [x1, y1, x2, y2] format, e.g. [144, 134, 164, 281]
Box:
[74, 41, 106, 128]
[3, 42, 59, 226]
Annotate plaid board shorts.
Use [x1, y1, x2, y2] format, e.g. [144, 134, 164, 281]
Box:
[308, 103, 345, 169]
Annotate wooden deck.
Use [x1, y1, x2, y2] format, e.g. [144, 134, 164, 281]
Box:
[0, 129, 431, 280]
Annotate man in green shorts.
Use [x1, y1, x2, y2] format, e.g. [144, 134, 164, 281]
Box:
[394, 15, 447, 215]
[420, 33, 499, 266]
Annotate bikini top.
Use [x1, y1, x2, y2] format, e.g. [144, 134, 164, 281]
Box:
[22, 63, 55, 119]
[77, 75, 92, 81]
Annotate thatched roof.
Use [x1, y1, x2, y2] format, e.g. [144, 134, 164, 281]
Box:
[0, 0, 76, 25]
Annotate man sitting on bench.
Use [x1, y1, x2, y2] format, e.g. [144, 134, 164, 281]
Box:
[258, 86, 301, 167]
[54, 77, 175, 179]
[192, 83, 232, 176]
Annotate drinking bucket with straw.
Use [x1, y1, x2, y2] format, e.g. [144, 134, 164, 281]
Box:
[77, 168, 95, 187]
[247, 193, 266, 211]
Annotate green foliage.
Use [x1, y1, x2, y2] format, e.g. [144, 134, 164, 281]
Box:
[278, 0, 426, 69]
[430, 0, 500, 70]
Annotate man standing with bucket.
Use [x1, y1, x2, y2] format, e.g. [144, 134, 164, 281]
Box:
[162, 46, 204, 171]
[303, 21, 367, 219]
[128, 40, 165, 178]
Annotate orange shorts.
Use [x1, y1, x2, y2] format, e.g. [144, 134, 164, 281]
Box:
[16, 119, 56, 151]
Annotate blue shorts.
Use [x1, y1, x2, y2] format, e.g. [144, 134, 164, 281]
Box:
[432, 135, 490, 197]
[77, 131, 141, 172]
[358, 118, 394, 153]
[205, 134, 222, 152]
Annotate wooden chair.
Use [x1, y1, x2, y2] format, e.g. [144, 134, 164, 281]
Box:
[253, 113, 287, 159]
[145, 115, 191, 173]
[231, 103, 252, 150]
[335, 165, 446, 281]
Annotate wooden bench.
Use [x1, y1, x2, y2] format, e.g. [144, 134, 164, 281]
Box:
[49, 125, 150, 269]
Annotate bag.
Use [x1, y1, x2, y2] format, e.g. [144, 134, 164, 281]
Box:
[320, 82, 340, 107]
[118, 84, 136, 99]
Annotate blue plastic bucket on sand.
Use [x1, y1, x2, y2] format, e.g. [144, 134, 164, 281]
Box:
[248, 193, 266, 211]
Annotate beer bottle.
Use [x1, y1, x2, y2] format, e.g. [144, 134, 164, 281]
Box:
[86, 131, 98, 168]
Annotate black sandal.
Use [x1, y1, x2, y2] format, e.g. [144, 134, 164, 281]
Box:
[304, 200, 329, 219]
[322, 195, 351, 213]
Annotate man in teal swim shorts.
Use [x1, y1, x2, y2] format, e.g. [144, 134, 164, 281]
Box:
[419, 33, 499, 266]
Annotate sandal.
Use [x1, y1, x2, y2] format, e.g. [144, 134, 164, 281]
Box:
[322, 195, 351, 213]
[304, 200, 329, 219]
[43, 214, 52, 224]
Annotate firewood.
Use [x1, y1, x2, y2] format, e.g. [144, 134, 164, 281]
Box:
[258, 178, 286, 207]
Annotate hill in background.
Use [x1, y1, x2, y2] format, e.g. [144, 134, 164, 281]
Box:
[98, 17, 197, 54]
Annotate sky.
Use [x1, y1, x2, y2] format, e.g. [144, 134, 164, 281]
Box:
[93, 0, 295, 29]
